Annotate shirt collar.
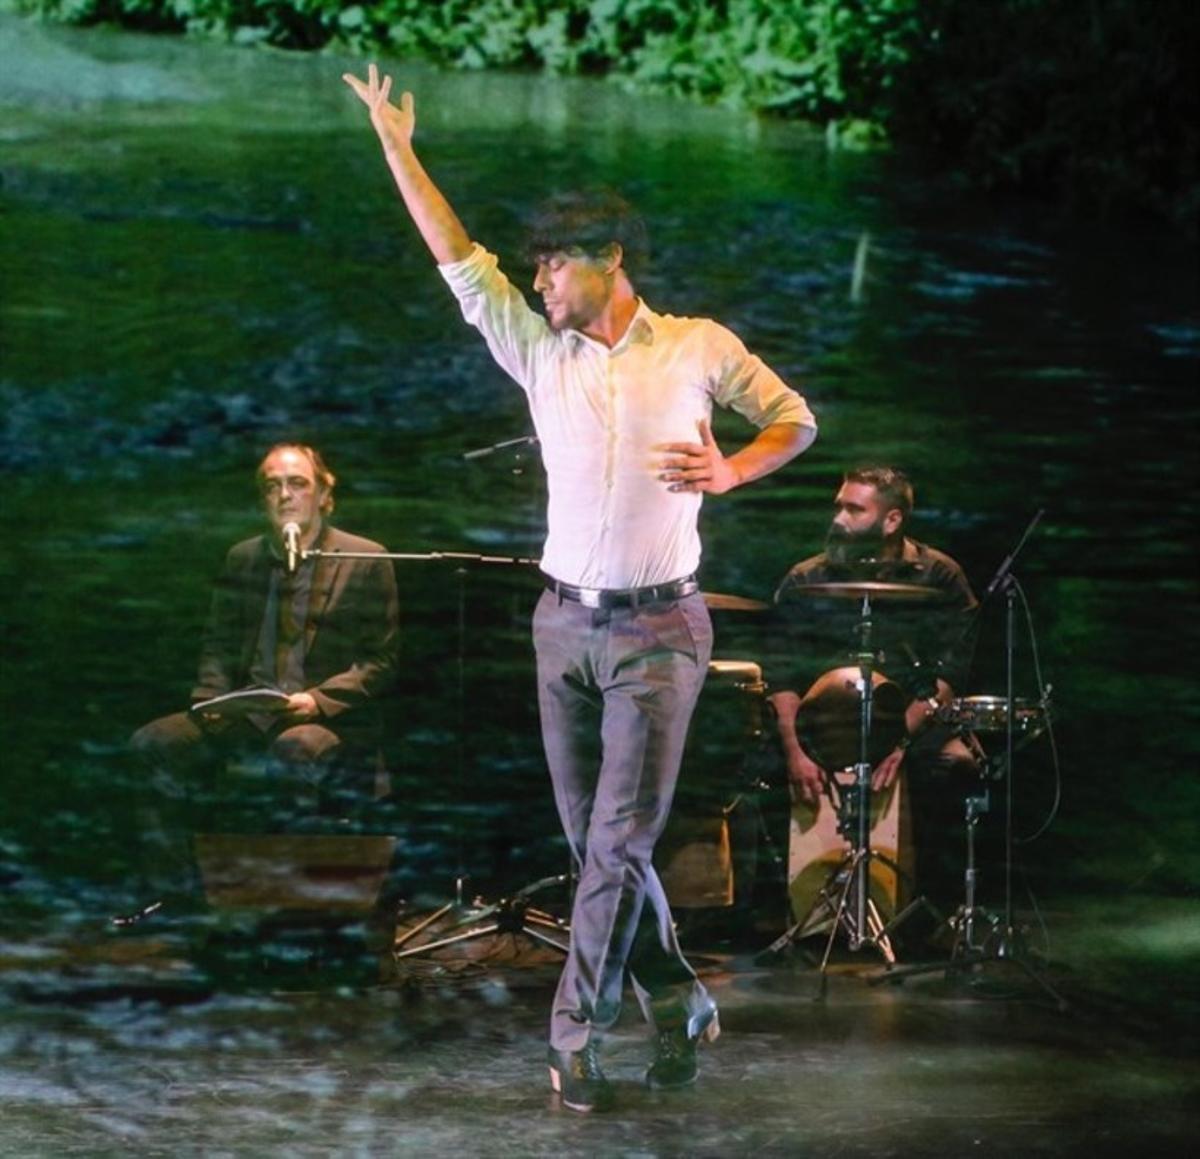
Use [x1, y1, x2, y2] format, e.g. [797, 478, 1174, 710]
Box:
[564, 299, 657, 354]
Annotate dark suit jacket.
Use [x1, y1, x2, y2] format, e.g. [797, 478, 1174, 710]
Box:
[191, 525, 400, 739]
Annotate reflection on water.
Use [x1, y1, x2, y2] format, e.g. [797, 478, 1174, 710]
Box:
[1, 15, 1198, 952]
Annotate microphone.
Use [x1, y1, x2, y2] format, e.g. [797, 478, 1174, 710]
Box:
[282, 522, 301, 575]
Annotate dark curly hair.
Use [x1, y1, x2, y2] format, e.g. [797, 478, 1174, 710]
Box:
[524, 188, 649, 279]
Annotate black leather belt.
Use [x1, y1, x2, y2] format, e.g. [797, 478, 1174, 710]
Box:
[545, 575, 699, 609]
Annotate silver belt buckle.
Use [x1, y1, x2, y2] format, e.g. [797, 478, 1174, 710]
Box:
[578, 587, 603, 609]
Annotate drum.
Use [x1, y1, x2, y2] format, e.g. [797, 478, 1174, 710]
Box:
[785, 665, 913, 929]
[788, 771, 912, 931]
[681, 659, 767, 770]
[947, 695, 1049, 739]
[797, 666, 908, 772]
[659, 660, 766, 909]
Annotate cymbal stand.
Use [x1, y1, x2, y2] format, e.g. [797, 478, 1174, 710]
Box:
[760, 593, 910, 993]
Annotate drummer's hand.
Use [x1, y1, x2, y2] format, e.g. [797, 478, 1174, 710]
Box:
[657, 419, 740, 495]
[872, 746, 905, 792]
[786, 748, 825, 808]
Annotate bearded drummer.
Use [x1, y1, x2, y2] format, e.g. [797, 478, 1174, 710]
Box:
[767, 466, 981, 900]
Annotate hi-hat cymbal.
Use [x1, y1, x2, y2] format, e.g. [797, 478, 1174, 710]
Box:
[702, 592, 770, 612]
[786, 581, 944, 602]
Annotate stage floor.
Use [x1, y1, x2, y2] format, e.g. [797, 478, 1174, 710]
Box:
[0, 894, 1195, 1157]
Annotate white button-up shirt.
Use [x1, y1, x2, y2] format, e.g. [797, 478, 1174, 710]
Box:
[440, 244, 816, 589]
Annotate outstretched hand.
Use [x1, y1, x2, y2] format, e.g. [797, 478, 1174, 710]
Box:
[342, 62, 414, 151]
[657, 418, 740, 494]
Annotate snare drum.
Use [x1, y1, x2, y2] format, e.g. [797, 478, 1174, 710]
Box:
[948, 695, 1049, 738]
[682, 659, 767, 767]
[705, 659, 767, 733]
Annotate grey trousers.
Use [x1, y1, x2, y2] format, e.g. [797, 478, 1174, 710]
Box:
[533, 588, 714, 1051]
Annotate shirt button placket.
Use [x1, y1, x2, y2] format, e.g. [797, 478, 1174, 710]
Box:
[602, 353, 617, 511]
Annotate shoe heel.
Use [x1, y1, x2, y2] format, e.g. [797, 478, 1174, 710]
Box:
[702, 1012, 721, 1044]
[548, 1065, 562, 1094]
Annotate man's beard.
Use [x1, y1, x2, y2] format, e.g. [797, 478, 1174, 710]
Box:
[826, 521, 887, 565]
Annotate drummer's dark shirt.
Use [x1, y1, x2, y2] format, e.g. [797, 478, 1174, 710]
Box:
[769, 537, 978, 701]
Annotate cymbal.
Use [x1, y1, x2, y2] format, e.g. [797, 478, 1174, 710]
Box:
[702, 592, 770, 612]
[787, 581, 943, 603]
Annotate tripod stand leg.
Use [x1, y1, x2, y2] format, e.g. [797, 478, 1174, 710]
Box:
[814, 852, 862, 998]
[393, 901, 455, 951]
[757, 851, 851, 960]
[393, 919, 502, 960]
[864, 897, 896, 965]
[518, 924, 570, 954]
[392, 875, 573, 964]
[989, 926, 1069, 1010]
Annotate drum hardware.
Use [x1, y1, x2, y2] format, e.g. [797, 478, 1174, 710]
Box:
[870, 511, 1066, 1008]
[944, 692, 1052, 736]
[759, 589, 935, 992]
[928, 689, 1052, 782]
[393, 871, 570, 960]
[876, 783, 1002, 969]
[952, 787, 1001, 953]
[936, 691, 1053, 779]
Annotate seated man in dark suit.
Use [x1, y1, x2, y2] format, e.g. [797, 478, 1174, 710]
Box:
[119, 443, 400, 923]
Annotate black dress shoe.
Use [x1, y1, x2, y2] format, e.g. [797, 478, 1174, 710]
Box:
[547, 1042, 615, 1113]
[645, 998, 720, 1090]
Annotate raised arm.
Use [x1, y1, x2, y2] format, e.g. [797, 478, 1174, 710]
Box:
[343, 64, 473, 265]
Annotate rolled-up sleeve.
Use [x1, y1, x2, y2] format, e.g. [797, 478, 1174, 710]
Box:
[438, 243, 552, 392]
[706, 321, 817, 442]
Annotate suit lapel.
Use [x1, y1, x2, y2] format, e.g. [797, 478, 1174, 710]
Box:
[240, 538, 274, 676]
[305, 528, 341, 654]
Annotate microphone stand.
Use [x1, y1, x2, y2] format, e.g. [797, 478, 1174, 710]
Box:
[872, 510, 1066, 1008]
[302, 549, 541, 566]
[391, 556, 569, 964]
[302, 546, 570, 963]
[461, 434, 539, 461]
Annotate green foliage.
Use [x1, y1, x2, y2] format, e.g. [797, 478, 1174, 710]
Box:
[889, 0, 1199, 232]
[17, 0, 1198, 229]
[20, 0, 922, 128]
